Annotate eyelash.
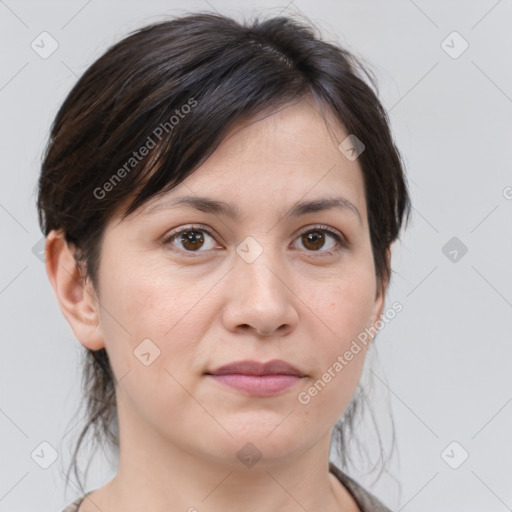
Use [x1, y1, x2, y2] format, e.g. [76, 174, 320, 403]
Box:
[163, 224, 348, 258]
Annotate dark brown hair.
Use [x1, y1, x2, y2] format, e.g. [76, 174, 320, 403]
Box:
[36, 11, 411, 494]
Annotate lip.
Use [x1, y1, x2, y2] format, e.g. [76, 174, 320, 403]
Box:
[205, 359, 305, 397]
[207, 359, 304, 377]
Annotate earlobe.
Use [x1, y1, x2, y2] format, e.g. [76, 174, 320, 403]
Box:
[45, 230, 105, 351]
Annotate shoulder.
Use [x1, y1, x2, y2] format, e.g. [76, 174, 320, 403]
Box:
[329, 462, 394, 512]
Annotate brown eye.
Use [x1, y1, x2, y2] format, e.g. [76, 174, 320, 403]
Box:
[302, 231, 326, 251]
[179, 230, 205, 251]
[164, 224, 346, 257]
[293, 226, 346, 255]
[164, 226, 218, 254]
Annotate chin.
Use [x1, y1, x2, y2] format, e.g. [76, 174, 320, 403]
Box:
[198, 424, 312, 466]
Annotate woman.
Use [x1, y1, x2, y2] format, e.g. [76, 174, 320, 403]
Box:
[38, 12, 410, 512]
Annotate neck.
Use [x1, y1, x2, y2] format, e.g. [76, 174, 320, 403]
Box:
[93, 396, 346, 512]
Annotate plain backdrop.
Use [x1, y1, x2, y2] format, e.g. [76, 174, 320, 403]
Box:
[1, 1, 511, 511]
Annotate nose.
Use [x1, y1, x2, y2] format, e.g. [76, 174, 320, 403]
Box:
[221, 247, 299, 338]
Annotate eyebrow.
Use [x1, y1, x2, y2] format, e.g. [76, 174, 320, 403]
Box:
[145, 195, 362, 225]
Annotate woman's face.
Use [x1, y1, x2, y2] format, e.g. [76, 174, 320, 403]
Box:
[77, 98, 386, 466]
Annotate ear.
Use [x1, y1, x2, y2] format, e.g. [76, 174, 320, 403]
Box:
[368, 248, 391, 342]
[44, 229, 105, 351]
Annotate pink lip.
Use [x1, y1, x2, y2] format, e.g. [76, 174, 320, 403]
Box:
[208, 374, 302, 396]
[206, 359, 305, 397]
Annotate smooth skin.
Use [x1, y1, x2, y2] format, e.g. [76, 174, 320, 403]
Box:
[46, 96, 389, 512]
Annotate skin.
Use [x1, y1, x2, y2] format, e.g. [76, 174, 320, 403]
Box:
[46, 96, 389, 512]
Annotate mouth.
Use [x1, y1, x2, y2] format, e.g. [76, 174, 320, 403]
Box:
[205, 359, 306, 397]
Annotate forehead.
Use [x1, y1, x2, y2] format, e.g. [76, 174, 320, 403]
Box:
[142, 99, 367, 218]
[109, 98, 368, 231]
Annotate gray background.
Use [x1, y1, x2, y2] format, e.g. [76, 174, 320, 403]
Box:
[1, 1, 511, 510]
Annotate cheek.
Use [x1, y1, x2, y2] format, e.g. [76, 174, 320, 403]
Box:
[297, 262, 376, 407]
[309, 263, 377, 349]
[96, 249, 239, 424]
[94, 255, 211, 432]
[96, 248, 211, 382]
[99, 244, 212, 338]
